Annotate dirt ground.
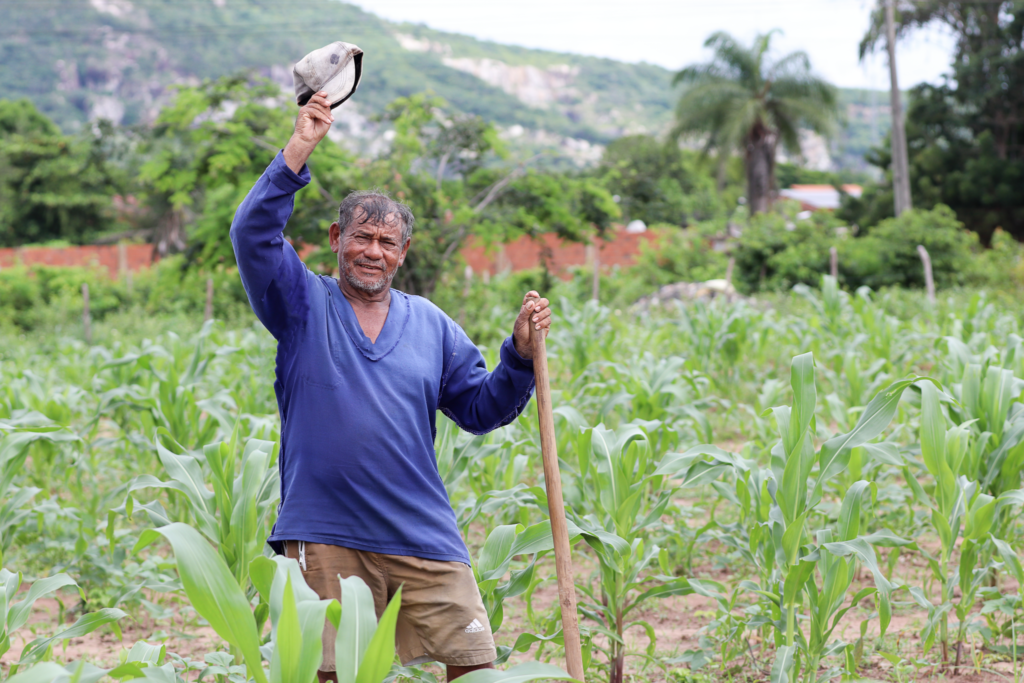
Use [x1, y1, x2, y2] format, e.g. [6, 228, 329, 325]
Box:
[3, 534, 1020, 682]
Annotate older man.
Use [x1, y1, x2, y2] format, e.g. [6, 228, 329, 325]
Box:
[230, 91, 552, 681]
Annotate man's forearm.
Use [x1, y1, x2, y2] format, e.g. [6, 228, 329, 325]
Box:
[283, 135, 318, 175]
[283, 91, 336, 174]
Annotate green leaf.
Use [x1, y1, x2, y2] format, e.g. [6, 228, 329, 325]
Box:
[19, 609, 127, 665]
[7, 573, 77, 633]
[270, 574, 302, 683]
[478, 525, 522, 582]
[336, 575, 378, 683]
[147, 524, 267, 683]
[770, 645, 796, 683]
[5, 663, 67, 683]
[507, 520, 578, 557]
[456, 662, 579, 683]
[919, 382, 948, 481]
[838, 481, 871, 542]
[355, 587, 402, 683]
[816, 378, 920, 488]
[787, 353, 817, 458]
[992, 536, 1024, 585]
[781, 511, 807, 567]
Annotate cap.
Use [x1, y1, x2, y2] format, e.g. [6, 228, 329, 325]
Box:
[293, 41, 363, 109]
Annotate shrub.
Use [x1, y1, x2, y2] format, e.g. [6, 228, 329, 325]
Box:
[732, 207, 842, 292]
[841, 204, 976, 289]
[0, 256, 251, 332]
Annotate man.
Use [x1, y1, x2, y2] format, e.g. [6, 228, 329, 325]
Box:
[230, 91, 552, 682]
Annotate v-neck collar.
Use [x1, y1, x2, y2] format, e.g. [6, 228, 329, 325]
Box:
[324, 276, 410, 361]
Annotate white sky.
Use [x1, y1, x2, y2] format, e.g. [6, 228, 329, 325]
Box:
[348, 0, 957, 90]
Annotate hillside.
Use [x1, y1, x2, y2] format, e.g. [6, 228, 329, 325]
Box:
[1, 0, 888, 171]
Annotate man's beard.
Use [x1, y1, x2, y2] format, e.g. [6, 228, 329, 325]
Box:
[341, 256, 397, 294]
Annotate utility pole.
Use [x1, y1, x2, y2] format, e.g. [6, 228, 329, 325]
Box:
[885, 0, 912, 215]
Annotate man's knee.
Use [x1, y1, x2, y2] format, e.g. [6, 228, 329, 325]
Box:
[447, 662, 495, 681]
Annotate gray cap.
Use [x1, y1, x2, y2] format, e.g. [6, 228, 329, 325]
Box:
[293, 41, 363, 109]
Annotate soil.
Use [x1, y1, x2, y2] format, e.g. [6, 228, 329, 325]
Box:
[3, 515, 1020, 682]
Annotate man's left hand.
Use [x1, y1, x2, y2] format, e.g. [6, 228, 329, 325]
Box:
[512, 291, 552, 360]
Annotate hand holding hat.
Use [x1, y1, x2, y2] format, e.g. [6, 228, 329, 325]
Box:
[284, 42, 363, 173]
[293, 41, 363, 109]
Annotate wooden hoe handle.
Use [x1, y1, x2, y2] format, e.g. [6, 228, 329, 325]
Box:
[528, 303, 586, 682]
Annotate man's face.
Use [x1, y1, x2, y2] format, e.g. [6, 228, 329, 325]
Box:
[329, 210, 410, 295]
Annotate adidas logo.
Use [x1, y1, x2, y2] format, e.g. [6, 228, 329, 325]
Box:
[464, 619, 485, 633]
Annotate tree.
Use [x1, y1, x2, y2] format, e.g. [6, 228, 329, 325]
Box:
[0, 99, 121, 246]
[848, 2, 1024, 240]
[308, 93, 619, 297]
[598, 134, 739, 226]
[671, 31, 838, 214]
[133, 75, 322, 262]
[860, 2, 1024, 162]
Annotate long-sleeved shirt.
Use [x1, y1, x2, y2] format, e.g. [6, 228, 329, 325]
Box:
[230, 152, 536, 564]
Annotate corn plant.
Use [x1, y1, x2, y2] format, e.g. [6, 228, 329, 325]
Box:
[1, 642, 169, 683]
[560, 421, 735, 683]
[149, 522, 577, 683]
[0, 569, 76, 663]
[472, 520, 580, 663]
[0, 429, 79, 562]
[735, 353, 924, 683]
[1, 567, 127, 673]
[948, 361, 1024, 503]
[97, 322, 234, 449]
[902, 380, 1024, 671]
[125, 430, 278, 592]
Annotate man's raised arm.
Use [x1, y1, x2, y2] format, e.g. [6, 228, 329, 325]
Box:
[230, 92, 335, 338]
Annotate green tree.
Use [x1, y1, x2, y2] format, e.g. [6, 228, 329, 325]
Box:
[133, 75, 335, 263]
[0, 99, 121, 246]
[848, 2, 1024, 239]
[671, 31, 838, 214]
[598, 135, 728, 225]
[306, 93, 619, 297]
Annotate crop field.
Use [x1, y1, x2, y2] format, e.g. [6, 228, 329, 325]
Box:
[5, 281, 1024, 683]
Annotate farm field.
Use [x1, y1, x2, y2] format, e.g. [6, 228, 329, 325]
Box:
[4, 282, 1024, 683]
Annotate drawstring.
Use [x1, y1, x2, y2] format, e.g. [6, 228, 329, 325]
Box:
[299, 540, 307, 571]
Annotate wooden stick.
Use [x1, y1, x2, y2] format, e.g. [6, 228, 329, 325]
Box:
[529, 303, 585, 682]
[829, 246, 838, 280]
[205, 277, 214, 322]
[917, 244, 936, 304]
[82, 283, 92, 345]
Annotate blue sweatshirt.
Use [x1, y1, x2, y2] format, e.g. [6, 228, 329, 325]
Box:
[230, 152, 536, 564]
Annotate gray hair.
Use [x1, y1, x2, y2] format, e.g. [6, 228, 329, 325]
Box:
[337, 189, 414, 244]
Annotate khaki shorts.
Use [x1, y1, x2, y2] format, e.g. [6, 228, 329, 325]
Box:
[284, 541, 496, 669]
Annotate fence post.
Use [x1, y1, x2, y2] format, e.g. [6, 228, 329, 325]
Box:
[117, 242, 128, 279]
[829, 246, 838, 280]
[917, 244, 936, 304]
[118, 242, 134, 296]
[725, 257, 735, 286]
[592, 243, 601, 302]
[82, 283, 92, 344]
[204, 277, 214, 322]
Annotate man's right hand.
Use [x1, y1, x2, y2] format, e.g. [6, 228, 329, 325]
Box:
[283, 92, 334, 174]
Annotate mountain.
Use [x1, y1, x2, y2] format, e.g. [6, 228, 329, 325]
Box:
[1, 0, 888, 171]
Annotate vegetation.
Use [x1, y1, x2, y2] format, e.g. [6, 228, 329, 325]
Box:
[843, 1, 1024, 240]
[7, 269, 1024, 681]
[671, 31, 838, 213]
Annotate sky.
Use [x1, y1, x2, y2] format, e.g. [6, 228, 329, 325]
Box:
[347, 0, 957, 90]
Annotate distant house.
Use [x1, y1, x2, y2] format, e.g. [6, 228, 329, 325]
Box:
[779, 184, 862, 211]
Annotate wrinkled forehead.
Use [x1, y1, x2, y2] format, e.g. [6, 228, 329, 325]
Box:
[345, 208, 405, 237]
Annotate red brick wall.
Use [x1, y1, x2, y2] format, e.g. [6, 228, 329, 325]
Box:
[0, 229, 658, 281]
[461, 229, 659, 279]
[0, 244, 155, 278]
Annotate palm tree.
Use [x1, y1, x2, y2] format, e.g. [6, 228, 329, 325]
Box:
[672, 31, 838, 214]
